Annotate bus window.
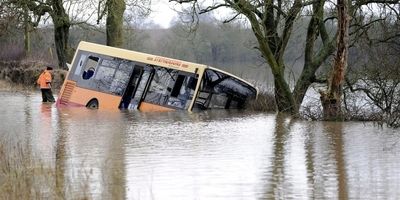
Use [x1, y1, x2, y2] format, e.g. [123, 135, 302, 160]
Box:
[82, 67, 95, 80]
[143, 67, 198, 109]
[101, 59, 119, 68]
[194, 69, 256, 109]
[167, 75, 198, 109]
[110, 61, 134, 96]
[128, 67, 152, 109]
[82, 56, 99, 80]
[75, 54, 87, 76]
[171, 75, 185, 98]
[119, 61, 134, 72]
[94, 65, 116, 92]
[145, 67, 176, 105]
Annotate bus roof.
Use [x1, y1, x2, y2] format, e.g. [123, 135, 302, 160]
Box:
[206, 66, 259, 96]
[77, 41, 207, 74]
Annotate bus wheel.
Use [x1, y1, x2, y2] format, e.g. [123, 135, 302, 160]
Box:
[86, 99, 99, 109]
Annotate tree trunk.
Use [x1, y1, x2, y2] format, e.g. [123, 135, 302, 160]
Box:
[293, 67, 316, 107]
[320, 0, 349, 120]
[54, 22, 70, 70]
[273, 69, 297, 114]
[293, 0, 337, 111]
[23, 3, 31, 56]
[52, 0, 71, 70]
[106, 0, 126, 47]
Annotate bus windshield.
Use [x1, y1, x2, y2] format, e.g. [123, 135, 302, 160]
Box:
[194, 69, 257, 109]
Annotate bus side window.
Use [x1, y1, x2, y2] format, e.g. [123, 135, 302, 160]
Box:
[82, 67, 95, 80]
[74, 54, 87, 76]
[170, 75, 185, 98]
[145, 67, 176, 105]
[187, 76, 198, 90]
[82, 56, 99, 80]
[113, 61, 135, 95]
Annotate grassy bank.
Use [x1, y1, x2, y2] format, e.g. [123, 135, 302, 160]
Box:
[0, 80, 36, 93]
[0, 61, 67, 90]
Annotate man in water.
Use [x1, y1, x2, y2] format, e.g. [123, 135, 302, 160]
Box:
[37, 66, 55, 102]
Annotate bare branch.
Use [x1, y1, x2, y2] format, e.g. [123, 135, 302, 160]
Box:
[355, 0, 400, 6]
[311, 76, 328, 83]
[279, 0, 303, 59]
[223, 13, 240, 23]
[170, 0, 197, 3]
[97, 0, 107, 24]
[199, 3, 229, 14]
[349, 18, 386, 36]
[324, 16, 337, 23]
[302, 0, 321, 6]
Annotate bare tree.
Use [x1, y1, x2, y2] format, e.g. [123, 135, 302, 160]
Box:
[346, 65, 400, 127]
[0, 2, 15, 38]
[345, 22, 400, 127]
[169, 0, 336, 114]
[3, 0, 72, 69]
[0, 0, 42, 55]
[320, 0, 350, 120]
[170, 0, 400, 115]
[97, 0, 150, 47]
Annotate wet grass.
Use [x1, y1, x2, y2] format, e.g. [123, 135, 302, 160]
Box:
[0, 61, 67, 90]
[0, 141, 89, 200]
[0, 139, 131, 200]
[247, 91, 277, 112]
[0, 80, 35, 93]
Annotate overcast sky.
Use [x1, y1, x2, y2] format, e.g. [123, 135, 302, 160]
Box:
[145, 0, 235, 28]
[147, 1, 179, 28]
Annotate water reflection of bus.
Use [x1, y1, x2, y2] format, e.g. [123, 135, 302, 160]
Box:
[56, 41, 258, 111]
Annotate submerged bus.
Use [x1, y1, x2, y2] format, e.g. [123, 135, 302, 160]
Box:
[56, 41, 258, 111]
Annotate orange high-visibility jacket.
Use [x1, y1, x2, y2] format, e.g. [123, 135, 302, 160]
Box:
[36, 70, 52, 89]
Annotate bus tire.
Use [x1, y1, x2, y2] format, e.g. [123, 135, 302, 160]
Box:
[86, 99, 99, 109]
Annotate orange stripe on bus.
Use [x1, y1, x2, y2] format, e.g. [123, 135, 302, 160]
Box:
[139, 102, 175, 112]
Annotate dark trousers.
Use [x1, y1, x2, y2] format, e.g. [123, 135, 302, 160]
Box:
[41, 89, 55, 102]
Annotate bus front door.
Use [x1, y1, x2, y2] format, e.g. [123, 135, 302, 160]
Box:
[120, 66, 141, 109]
[125, 65, 153, 109]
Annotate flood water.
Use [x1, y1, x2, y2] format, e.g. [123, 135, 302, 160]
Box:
[1, 91, 400, 199]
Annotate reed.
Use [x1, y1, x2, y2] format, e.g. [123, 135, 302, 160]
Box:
[247, 91, 277, 112]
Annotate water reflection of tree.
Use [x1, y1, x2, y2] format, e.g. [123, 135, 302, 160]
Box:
[55, 111, 128, 199]
[103, 118, 127, 199]
[262, 114, 349, 199]
[323, 122, 348, 200]
[264, 113, 293, 198]
[304, 122, 316, 199]
[304, 122, 348, 199]
[55, 110, 67, 198]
